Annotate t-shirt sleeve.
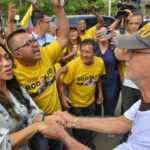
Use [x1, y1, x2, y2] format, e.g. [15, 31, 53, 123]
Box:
[0, 112, 11, 150]
[100, 59, 106, 75]
[61, 63, 74, 84]
[40, 40, 62, 63]
[124, 100, 141, 121]
[87, 26, 97, 38]
[63, 47, 67, 53]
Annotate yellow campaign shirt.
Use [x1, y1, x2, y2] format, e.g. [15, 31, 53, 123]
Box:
[13, 40, 62, 114]
[63, 46, 80, 65]
[80, 26, 97, 41]
[61, 56, 106, 107]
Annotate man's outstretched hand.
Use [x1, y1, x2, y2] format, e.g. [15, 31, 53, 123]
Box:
[54, 110, 76, 128]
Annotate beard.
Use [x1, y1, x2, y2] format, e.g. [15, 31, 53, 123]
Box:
[81, 29, 86, 32]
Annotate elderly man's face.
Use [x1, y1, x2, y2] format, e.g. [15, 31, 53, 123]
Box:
[123, 49, 150, 83]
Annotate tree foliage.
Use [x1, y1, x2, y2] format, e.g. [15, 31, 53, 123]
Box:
[0, 0, 118, 24]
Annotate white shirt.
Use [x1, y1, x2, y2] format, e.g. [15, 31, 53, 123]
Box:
[0, 87, 43, 150]
[114, 100, 150, 150]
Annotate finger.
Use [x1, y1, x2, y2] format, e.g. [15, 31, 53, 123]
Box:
[65, 103, 71, 109]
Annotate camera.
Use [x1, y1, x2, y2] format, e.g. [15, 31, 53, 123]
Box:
[115, 0, 141, 19]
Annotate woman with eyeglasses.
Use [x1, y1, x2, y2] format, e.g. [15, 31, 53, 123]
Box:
[94, 24, 119, 139]
[0, 44, 65, 150]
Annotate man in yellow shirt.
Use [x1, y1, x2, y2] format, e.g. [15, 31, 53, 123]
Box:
[6, 1, 69, 150]
[77, 5, 104, 41]
[59, 39, 105, 150]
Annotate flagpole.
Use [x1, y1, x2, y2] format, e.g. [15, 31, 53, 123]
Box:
[109, 0, 111, 17]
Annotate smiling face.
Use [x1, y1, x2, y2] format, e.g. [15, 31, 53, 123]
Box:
[0, 46, 13, 82]
[80, 44, 96, 65]
[13, 33, 41, 62]
[77, 20, 86, 32]
[70, 28, 79, 40]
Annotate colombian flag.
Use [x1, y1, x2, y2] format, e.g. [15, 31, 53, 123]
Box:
[21, 5, 34, 34]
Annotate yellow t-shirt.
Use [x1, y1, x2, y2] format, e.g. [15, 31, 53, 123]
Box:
[61, 56, 106, 107]
[63, 46, 80, 65]
[80, 26, 97, 41]
[13, 40, 62, 114]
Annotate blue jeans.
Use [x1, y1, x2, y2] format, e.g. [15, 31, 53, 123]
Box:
[29, 132, 63, 150]
[95, 79, 117, 116]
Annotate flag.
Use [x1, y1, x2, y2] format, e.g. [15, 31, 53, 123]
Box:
[21, 5, 34, 34]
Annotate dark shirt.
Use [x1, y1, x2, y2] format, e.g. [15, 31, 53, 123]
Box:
[96, 46, 117, 83]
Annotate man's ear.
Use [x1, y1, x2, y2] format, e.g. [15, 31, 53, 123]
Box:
[13, 51, 22, 59]
[37, 20, 41, 26]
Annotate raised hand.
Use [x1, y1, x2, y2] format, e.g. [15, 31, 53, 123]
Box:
[8, 2, 19, 23]
[51, 0, 65, 9]
[32, 0, 39, 10]
[91, 5, 99, 15]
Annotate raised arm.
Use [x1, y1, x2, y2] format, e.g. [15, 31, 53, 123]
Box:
[91, 5, 104, 30]
[53, 0, 69, 49]
[5, 3, 18, 42]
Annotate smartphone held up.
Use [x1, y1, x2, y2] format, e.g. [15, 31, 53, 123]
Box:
[97, 30, 112, 38]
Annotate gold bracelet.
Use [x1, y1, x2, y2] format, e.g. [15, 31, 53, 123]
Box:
[72, 117, 78, 128]
[70, 53, 73, 56]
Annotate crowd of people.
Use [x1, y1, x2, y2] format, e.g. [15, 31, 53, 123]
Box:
[0, 0, 150, 150]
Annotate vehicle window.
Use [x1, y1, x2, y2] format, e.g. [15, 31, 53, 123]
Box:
[84, 17, 98, 30]
[68, 18, 79, 27]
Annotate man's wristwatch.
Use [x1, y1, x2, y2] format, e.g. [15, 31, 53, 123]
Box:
[42, 113, 51, 121]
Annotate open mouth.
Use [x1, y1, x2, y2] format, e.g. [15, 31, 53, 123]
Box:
[34, 50, 40, 55]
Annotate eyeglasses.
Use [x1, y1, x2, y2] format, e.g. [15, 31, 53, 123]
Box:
[15, 39, 38, 51]
[41, 21, 50, 24]
[129, 49, 150, 54]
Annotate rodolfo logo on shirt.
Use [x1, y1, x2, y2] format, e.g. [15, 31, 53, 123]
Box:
[24, 67, 55, 98]
[77, 74, 100, 86]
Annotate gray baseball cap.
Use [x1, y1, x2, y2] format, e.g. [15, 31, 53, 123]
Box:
[114, 22, 150, 50]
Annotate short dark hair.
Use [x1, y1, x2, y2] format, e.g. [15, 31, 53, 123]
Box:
[77, 19, 85, 25]
[98, 24, 109, 30]
[7, 29, 26, 52]
[131, 13, 143, 22]
[80, 39, 98, 52]
[31, 10, 49, 27]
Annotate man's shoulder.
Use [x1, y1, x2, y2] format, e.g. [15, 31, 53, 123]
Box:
[94, 56, 104, 64]
[86, 26, 96, 32]
[45, 34, 55, 41]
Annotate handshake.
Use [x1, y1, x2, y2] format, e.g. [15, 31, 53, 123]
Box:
[39, 111, 77, 140]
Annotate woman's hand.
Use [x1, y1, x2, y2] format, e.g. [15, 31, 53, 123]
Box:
[37, 122, 49, 132]
[110, 29, 118, 40]
[94, 30, 101, 42]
